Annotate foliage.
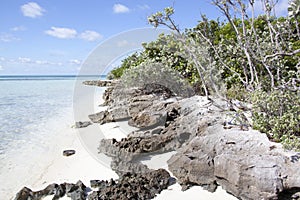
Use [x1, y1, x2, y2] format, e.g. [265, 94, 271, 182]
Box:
[120, 61, 194, 97]
[108, 0, 300, 148]
[109, 52, 144, 79]
[252, 89, 300, 151]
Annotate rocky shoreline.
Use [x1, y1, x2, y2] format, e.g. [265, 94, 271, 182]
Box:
[15, 80, 300, 200]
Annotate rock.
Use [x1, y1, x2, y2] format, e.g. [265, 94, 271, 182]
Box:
[88, 110, 114, 124]
[83, 80, 117, 87]
[75, 121, 92, 128]
[14, 187, 33, 200]
[15, 181, 86, 200]
[88, 107, 129, 124]
[101, 87, 114, 106]
[63, 150, 76, 156]
[90, 180, 107, 188]
[168, 125, 300, 199]
[87, 169, 172, 199]
[66, 181, 87, 200]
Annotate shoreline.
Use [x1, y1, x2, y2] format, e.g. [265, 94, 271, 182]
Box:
[9, 83, 239, 200]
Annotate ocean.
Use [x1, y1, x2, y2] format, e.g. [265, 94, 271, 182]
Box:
[0, 75, 103, 198]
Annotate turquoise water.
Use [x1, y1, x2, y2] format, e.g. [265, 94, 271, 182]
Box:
[0, 75, 105, 198]
[0, 75, 102, 156]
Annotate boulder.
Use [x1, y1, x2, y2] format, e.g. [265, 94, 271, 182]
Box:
[168, 125, 300, 199]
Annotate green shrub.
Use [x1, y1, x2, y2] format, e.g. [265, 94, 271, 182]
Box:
[252, 89, 300, 151]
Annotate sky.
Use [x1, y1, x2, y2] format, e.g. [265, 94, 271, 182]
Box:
[0, 0, 289, 75]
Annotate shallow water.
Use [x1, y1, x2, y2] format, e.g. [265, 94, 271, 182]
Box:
[0, 75, 102, 198]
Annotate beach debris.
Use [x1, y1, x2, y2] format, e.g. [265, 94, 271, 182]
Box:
[75, 121, 92, 128]
[63, 149, 76, 156]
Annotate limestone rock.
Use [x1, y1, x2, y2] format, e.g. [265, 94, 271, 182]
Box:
[168, 126, 300, 199]
[82, 80, 117, 87]
[88, 169, 171, 200]
[75, 121, 92, 128]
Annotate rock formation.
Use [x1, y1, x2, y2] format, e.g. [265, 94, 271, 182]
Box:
[14, 169, 171, 200]
[95, 80, 300, 200]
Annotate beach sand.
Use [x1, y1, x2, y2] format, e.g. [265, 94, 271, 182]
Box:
[8, 84, 238, 200]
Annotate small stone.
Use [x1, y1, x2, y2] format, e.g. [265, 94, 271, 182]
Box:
[75, 121, 92, 128]
[63, 150, 76, 156]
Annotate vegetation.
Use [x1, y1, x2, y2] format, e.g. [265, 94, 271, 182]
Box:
[109, 0, 300, 150]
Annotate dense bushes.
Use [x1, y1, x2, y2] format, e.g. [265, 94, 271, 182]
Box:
[252, 90, 300, 150]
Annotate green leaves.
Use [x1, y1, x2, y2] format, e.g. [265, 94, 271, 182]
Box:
[252, 89, 300, 151]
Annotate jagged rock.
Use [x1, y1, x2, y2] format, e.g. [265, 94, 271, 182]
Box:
[63, 150, 76, 156]
[15, 181, 87, 200]
[101, 87, 114, 106]
[75, 121, 92, 128]
[66, 181, 87, 200]
[87, 169, 171, 200]
[14, 187, 33, 200]
[90, 180, 107, 189]
[168, 125, 300, 199]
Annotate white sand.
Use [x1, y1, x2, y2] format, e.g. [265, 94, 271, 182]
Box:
[7, 84, 238, 199]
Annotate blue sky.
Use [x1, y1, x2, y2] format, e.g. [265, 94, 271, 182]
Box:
[0, 0, 289, 75]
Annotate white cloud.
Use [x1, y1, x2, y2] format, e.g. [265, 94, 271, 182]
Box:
[79, 30, 103, 42]
[35, 60, 50, 65]
[21, 2, 45, 18]
[138, 4, 150, 10]
[69, 59, 82, 65]
[0, 65, 3, 71]
[113, 4, 130, 13]
[45, 27, 77, 39]
[0, 33, 20, 42]
[11, 26, 27, 31]
[0, 57, 5, 61]
[18, 57, 32, 63]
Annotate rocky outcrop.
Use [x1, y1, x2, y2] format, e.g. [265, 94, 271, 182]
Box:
[88, 83, 181, 126]
[168, 125, 300, 199]
[15, 170, 171, 200]
[88, 169, 171, 200]
[82, 80, 118, 87]
[96, 82, 300, 200]
[14, 181, 86, 200]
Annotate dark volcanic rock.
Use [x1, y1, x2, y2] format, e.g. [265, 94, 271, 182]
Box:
[75, 121, 92, 128]
[63, 150, 76, 156]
